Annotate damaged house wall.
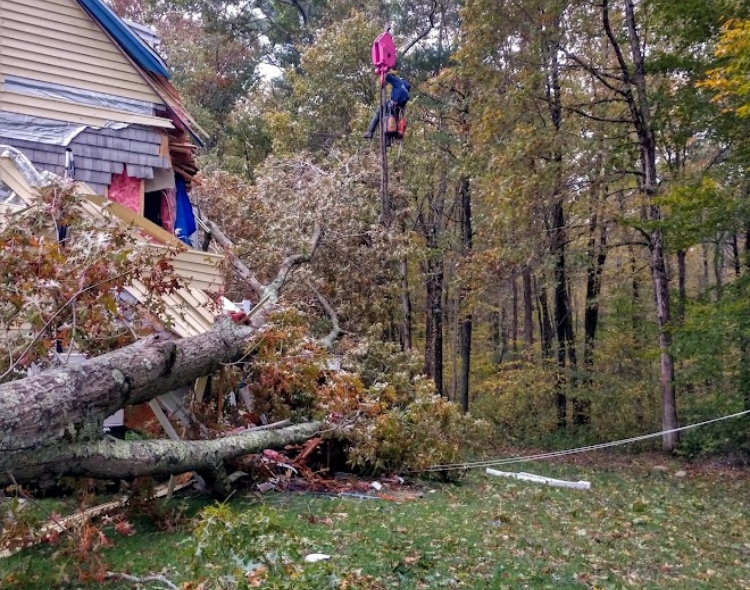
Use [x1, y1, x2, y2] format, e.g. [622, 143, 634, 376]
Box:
[0, 121, 171, 196]
[0, 0, 202, 230]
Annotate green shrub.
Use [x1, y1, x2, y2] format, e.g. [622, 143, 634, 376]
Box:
[187, 503, 338, 589]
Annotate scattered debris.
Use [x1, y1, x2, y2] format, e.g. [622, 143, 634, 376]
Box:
[105, 571, 179, 590]
[304, 553, 332, 563]
[674, 470, 687, 478]
[370, 481, 383, 491]
[486, 468, 591, 490]
[0, 477, 193, 558]
[338, 492, 382, 500]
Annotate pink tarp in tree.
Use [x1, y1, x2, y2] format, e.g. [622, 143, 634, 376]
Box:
[371, 31, 396, 86]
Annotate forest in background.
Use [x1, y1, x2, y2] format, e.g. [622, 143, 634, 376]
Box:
[107, 0, 750, 457]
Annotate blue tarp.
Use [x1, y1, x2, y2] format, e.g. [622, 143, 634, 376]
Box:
[174, 176, 196, 246]
[77, 0, 170, 79]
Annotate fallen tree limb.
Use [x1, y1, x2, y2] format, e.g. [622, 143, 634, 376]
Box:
[1, 422, 323, 485]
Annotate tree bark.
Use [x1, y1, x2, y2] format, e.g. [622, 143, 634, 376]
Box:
[581, 219, 607, 425]
[536, 278, 554, 361]
[458, 178, 472, 413]
[676, 249, 687, 322]
[603, 0, 678, 450]
[511, 277, 519, 357]
[0, 422, 321, 487]
[0, 318, 255, 455]
[714, 238, 724, 301]
[400, 257, 413, 350]
[490, 310, 502, 365]
[523, 267, 534, 351]
[0, 313, 327, 486]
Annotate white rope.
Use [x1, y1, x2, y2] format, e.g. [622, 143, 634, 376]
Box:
[409, 409, 750, 473]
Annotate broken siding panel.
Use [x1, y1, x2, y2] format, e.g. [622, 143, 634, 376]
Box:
[170, 256, 224, 292]
[173, 285, 217, 326]
[126, 281, 213, 338]
[164, 290, 213, 332]
[0, 157, 35, 205]
[0, 0, 163, 110]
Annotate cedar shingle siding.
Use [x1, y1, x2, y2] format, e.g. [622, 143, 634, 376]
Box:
[0, 126, 169, 195]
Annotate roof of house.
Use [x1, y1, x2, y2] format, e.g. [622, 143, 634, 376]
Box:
[77, 0, 171, 79]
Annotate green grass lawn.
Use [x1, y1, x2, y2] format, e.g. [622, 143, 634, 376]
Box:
[2, 456, 749, 589]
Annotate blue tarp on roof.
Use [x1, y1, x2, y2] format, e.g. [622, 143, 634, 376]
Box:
[77, 0, 171, 79]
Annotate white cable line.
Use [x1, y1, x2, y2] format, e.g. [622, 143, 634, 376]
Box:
[408, 409, 750, 473]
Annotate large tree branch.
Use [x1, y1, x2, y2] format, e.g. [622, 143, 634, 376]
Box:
[264, 224, 322, 300]
[398, 0, 438, 58]
[307, 281, 342, 349]
[0, 421, 323, 486]
[203, 218, 265, 298]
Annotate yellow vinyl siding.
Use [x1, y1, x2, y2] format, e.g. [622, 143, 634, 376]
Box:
[125, 281, 216, 338]
[3, 47, 149, 89]
[2, 37, 132, 74]
[0, 0, 163, 114]
[2, 18, 122, 56]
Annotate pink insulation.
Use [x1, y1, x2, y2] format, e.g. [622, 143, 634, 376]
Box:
[108, 169, 142, 214]
[160, 187, 176, 233]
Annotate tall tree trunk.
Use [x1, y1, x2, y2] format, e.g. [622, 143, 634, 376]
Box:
[490, 310, 502, 365]
[582, 218, 607, 424]
[552, 201, 570, 429]
[458, 178, 473, 413]
[523, 267, 534, 351]
[545, 13, 575, 429]
[423, 256, 444, 397]
[500, 306, 508, 364]
[434, 266, 444, 397]
[714, 237, 724, 302]
[701, 242, 710, 295]
[400, 257, 412, 350]
[741, 226, 750, 410]
[676, 249, 687, 322]
[536, 278, 554, 361]
[511, 277, 519, 357]
[451, 288, 458, 401]
[604, 0, 678, 450]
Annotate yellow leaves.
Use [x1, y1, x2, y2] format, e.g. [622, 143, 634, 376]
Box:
[698, 18, 750, 115]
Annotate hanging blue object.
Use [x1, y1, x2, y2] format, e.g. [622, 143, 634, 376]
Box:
[174, 176, 196, 246]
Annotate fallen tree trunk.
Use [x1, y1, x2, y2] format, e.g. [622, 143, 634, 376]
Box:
[0, 422, 322, 486]
[0, 318, 254, 455]
[0, 317, 326, 488]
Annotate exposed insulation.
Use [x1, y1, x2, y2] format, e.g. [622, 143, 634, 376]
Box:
[108, 168, 142, 214]
[160, 187, 175, 233]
